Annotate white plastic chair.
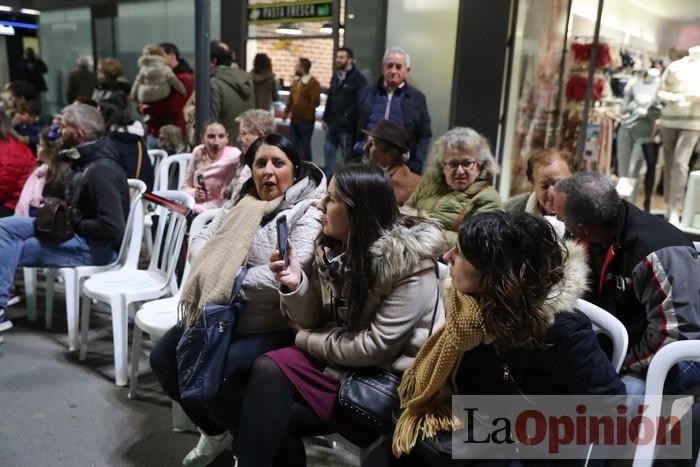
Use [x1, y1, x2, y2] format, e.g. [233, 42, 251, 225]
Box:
[129, 208, 220, 399]
[680, 171, 700, 234]
[23, 179, 147, 351]
[632, 341, 700, 467]
[80, 190, 194, 386]
[157, 153, 192, 191]
[576, 299, 629, 373]
[147, 149, 168, 191]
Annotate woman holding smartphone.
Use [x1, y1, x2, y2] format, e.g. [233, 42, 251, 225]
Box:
[151, 134, 326, 467]
[181, 119, 241, 213]
[233, 164, 448, 466]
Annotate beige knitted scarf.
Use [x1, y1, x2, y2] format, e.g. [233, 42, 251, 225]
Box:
[178, 194, 282, 327]
[392, 287, 485, 456]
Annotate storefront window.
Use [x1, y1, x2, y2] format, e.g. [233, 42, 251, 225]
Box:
[38, 7, 93, 115]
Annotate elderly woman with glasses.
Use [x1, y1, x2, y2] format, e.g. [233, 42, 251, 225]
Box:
[405, 127, 502, 245]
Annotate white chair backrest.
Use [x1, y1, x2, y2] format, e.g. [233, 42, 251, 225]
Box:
[180, 209, 220, 287]
[116, 179, 148, 268]
[146, 191, 194, 292]
[576, 299, 629, 373]
[632, 341, 700, 467]
[148, 149, 168, 192]
[693, 241, 700, 252]
[157, 153, 192, 192]
[681, 171, 700, 232]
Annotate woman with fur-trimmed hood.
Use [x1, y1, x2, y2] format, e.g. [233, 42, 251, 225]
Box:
[233, 165, 448, 466]
[369, 211, 626, 466]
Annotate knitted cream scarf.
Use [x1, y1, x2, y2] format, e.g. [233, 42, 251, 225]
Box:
[392, 287, 485, 456]
[178, 194, 282, 327]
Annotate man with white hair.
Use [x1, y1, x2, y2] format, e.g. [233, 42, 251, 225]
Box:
[355, 46, 432, 174]
[0, 103, 129, 338]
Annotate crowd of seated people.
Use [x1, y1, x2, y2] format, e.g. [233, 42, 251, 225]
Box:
[0, 39, 698, 467]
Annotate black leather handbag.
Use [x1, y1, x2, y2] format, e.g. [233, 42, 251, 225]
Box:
[337, 261, 441, 436]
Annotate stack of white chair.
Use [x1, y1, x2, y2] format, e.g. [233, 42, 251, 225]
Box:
[80, 190, 194, 386]
[23, 178, 147, 351]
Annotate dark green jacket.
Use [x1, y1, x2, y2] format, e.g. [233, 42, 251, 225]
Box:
[406, 173, 502, 245]
[210, 64, 254, 139]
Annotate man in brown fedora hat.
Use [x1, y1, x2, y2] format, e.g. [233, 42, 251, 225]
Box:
[363, 118, 421, 205]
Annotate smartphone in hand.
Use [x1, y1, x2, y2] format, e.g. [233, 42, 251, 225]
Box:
[276, 215, 289, 268]
[197, 174, 207, 194]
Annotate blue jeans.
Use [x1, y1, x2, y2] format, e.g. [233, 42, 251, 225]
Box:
[622, 360, 700, 415]
[290, 121, 315, 162]
[0, 216, 116, 308]
[323, 126, 352, 176]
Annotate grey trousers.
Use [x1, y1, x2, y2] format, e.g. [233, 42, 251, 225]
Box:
[661, 126, 700, 212]
[617, 120, 654, 178]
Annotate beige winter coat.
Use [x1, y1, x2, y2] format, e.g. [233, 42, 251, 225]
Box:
[131, 55, 186, 104]
[280, 220, 448, 374]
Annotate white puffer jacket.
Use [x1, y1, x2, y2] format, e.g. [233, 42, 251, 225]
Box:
[190, 162, 327, 335]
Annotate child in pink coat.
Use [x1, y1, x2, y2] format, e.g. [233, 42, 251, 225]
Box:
[181, 121, 242, 213]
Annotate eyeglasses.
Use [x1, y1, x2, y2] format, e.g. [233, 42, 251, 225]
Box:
[443, 160, 477, 171]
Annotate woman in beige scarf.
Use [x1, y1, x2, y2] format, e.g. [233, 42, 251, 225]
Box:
[150, 134, 327, 467]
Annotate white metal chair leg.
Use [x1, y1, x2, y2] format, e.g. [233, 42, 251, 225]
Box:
[79, 296, 91, 361]
[23, 268, 38, 321]
[129, 326, 143, 399]
[111, 295, 129, 386]
[44, 269, 56, 329]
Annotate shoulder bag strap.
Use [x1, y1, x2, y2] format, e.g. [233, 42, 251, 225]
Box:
[228, 266, 249, 307]
[428, 259, 441, 336]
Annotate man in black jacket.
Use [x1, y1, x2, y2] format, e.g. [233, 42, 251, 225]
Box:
[0, 103, 129, 336]
[553, 172, 700, 398]
[322, 47, 367, 176]
[354, 47, 432, 174]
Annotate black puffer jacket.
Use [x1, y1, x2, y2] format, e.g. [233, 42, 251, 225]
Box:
[64, 137, 129, 250]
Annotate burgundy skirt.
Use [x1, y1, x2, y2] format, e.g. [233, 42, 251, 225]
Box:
[265, 346, 340, 422]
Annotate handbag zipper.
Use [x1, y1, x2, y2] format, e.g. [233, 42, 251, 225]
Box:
[502, 363, 511, 382]
[218, 322, 224, 333]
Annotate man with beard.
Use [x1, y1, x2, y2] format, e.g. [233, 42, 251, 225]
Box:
[322, 47, 367, 176]
[0, 103, 129, 339]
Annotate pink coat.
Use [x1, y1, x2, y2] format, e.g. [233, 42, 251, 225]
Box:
[182, 145, 241, 213]
[15, 164, 46, 217]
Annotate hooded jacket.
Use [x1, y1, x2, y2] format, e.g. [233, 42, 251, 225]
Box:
[65, 137, 129, 250]
[405, 174, 502, 245]
[281, 219, 448, 374]
[456, 241, 626, 397]
[252, 70, 278, 111]
[190, 162, 327, 336]
[210, 64, 254, 139]
[131, 55, 186, 104]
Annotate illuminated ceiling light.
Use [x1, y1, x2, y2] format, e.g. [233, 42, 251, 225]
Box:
[276, 23, 302, 35]
[20, 8, 40, 15]
[320, 22, 332, 34]
[0, 6, 12, 12]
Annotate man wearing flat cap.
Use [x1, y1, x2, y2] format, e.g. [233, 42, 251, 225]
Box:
[364, 118, 421, 205]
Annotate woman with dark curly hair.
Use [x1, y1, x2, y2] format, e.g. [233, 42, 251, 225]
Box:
[368, 211, 626, 467]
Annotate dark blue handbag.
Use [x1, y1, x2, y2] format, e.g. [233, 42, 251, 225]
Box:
[176, 267, 248, 402]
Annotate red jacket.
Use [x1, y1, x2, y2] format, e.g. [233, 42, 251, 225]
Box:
[0, 136, 36, 210]
[140, 58, 194, 136]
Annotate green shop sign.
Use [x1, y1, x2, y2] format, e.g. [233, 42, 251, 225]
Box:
[248, 0, 332, 24]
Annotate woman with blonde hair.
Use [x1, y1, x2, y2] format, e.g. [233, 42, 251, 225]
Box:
[405, 127, 502, 244]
